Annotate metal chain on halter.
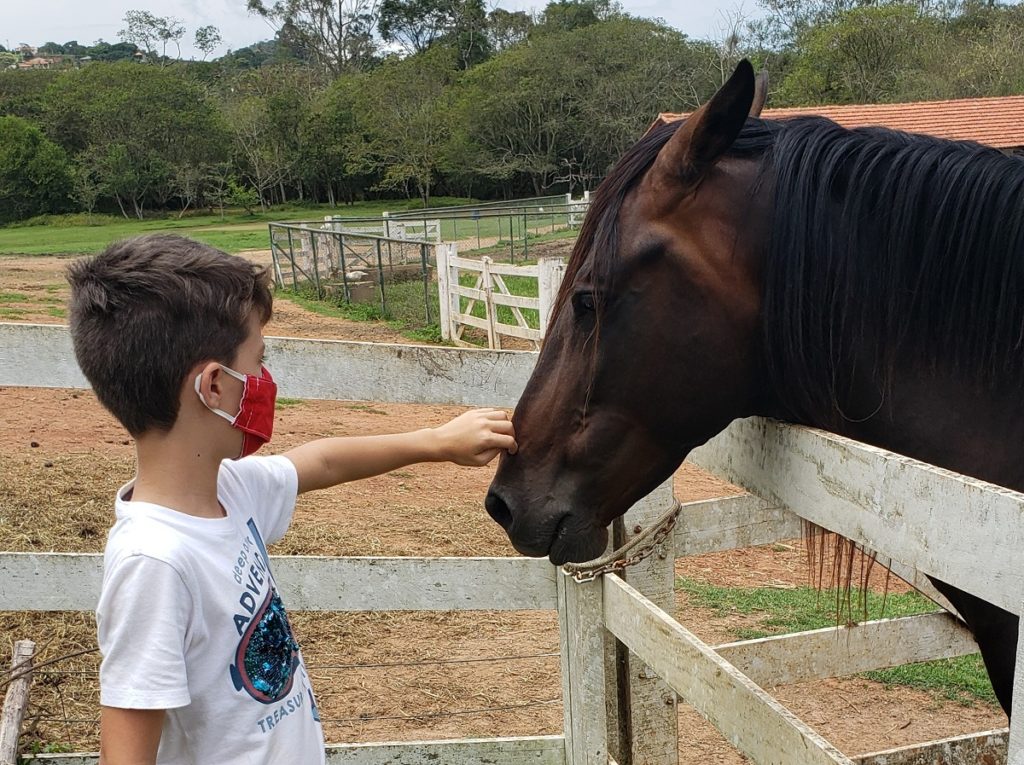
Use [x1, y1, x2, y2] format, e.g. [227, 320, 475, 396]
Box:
[561, 499, 683, 583]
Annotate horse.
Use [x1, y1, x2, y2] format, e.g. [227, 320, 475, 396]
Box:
[485, 59, 1024, 717]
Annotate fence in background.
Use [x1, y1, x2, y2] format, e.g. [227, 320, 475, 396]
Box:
[436, 244, 566, 350]
[268, 223, 435, 327]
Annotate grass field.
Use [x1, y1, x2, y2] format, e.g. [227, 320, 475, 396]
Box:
[678, 576, 999, 706]
[0, 198, 477, 256]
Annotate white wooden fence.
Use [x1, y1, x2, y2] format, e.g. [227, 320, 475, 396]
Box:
[436, 244, 566, 349]
[0, 322, 1019, 765]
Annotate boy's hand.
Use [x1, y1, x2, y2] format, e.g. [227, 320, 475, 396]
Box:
[432, 408, 517, 466]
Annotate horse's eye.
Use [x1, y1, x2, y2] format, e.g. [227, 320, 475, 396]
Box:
[573, 291, 596, 314]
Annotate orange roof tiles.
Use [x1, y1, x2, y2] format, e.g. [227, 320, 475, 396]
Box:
[651, 95, 1024, 148]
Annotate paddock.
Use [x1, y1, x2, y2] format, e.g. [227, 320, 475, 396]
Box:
[0, 322, 1017, 764]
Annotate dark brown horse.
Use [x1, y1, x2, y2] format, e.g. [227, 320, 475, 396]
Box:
[486, 60, 1024, 716]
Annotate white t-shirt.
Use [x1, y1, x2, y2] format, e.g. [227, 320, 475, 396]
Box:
[96, 455, 325, 765]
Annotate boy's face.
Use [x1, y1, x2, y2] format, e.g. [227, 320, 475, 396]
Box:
[219, 310, 268, 415]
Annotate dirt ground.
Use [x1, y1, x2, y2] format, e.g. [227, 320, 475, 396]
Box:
[0, 248, 1008, 759]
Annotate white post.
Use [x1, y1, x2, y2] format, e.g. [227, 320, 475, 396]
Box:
[0, 640, 35, 765]
[559, 572, 612, 765]
[618, 480, 679, 765]
[481, 256, 500, 350]
[1009, 612, 1024, 764]
[538, 257, 566, 338]
[436, 243, 452, 343]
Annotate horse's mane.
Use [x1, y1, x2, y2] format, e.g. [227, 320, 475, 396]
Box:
[558, 115, 1024, 421]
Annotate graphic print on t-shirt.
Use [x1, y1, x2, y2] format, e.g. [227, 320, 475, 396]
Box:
[229, 519, 301, 704]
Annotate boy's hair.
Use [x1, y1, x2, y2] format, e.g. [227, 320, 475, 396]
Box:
[67, 234, 273, 437]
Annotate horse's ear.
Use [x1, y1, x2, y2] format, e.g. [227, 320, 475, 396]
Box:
[652, 59, 756, 185]
[750, 70, 769, 118]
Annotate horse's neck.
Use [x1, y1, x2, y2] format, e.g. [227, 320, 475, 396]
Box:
[815, 369, 1024, 494]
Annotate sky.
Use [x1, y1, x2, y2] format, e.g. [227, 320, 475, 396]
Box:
[3, 0, 759, 59]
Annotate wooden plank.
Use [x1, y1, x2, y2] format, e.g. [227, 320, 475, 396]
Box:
[714, 612, 977, 686]
[558, 571, 611, 765]
[673, 494, 801, 556]
[436, 242, 454, 342]
[0, 553, 557, 612]
[602, 575, 852, 765]
[689, 419, 1024, 616]
[325, 736, 566, 764]
[0, 324, 538, 408]
[20, 737, 567, 765]
[616, 481, 678, 765]
[0, 641, 35, 765]
[449, 256, 540, 278]
[853, 728, 1007, 765]
[490, 322, 542, 342]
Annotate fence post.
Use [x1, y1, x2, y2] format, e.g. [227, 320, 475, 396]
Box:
[617, 479, 679, 765]
[481, 256, 500, 350]
[375, 239, 388, 318]
[0, 640, 36, 765]
[559, 572, 613, 765]
[538, 258, 566, 338]
[1010, 613, 1024, 763]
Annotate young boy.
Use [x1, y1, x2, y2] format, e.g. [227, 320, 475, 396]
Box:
[67, 234, 517, 765]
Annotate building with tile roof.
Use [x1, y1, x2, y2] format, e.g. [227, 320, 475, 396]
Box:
[649, 96, 1024, 149]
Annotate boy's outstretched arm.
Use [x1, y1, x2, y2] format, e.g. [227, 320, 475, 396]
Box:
[285, 408, 517, 494]
[100, 707, 164, 765]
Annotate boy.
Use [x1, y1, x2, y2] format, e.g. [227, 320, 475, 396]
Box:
[67, 234, 517, 765]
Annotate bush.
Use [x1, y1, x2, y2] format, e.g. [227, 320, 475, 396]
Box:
[0, 116, 73, 224]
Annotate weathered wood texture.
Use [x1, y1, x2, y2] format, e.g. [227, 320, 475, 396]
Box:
[689, 418, 1024, 616]
[673, 494, 801, 556]
[603, 575, 853, 765]
[853, 729, 1007, 765]
[325, 736, 567, 764]
[0, 553, 557, 612]
[714, 612, 977, 686]
[0, 641, 35, 765]
[18, 736, 567, 765]
[558, 572, 611, 765]
[618, 480, 678, 765]
[1011, 615, 1024, 763]
[0, 323, 537, 408]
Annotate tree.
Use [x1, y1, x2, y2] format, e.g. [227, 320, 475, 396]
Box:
[45, 62, 228, 217]
[194, 26, 224, 60]
[0, 116, 73, 223]
[536, 0, 622, 34]
[119, 10, 187, 62]
[246, 0, 380, 74]
[486, 9, 533, 51]
[350, 47, 459, 205]
[379, 0, 491, 67]
[778, 5, 937, 104]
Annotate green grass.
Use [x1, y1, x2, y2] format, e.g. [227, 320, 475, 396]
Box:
[279, 288, 444, 345]
[677, 576, 998, 706]
[46, 306, 66, 318]
[0, 291, 31, 302]
[345, 403, 389, 415]
[0, 307, 26, 318]
[275, 397, 305, 408]
[0, 198, 476, 256]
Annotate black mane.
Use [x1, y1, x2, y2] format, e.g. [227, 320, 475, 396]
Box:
[563, 115, 1024, 419]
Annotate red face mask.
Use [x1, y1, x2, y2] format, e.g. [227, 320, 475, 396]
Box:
[195, 365, 277, 459]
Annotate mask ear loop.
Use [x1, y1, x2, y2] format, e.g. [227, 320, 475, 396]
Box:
[194, 370, 241, 425]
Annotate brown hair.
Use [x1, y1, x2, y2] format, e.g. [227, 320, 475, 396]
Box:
[67, 234, 273, 436]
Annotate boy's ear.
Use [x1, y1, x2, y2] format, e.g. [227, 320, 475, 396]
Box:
[194, 362, 225, 408]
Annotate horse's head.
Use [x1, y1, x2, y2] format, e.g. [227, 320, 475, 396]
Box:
[487, 61, 771, 564]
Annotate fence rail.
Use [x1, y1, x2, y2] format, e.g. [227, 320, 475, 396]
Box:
[1, 322, 1018, 765]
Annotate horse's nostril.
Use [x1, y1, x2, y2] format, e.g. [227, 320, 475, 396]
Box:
[485, 490, 513, 530]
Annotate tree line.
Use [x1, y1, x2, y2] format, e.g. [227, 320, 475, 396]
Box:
[2, 0, 1024, 224]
